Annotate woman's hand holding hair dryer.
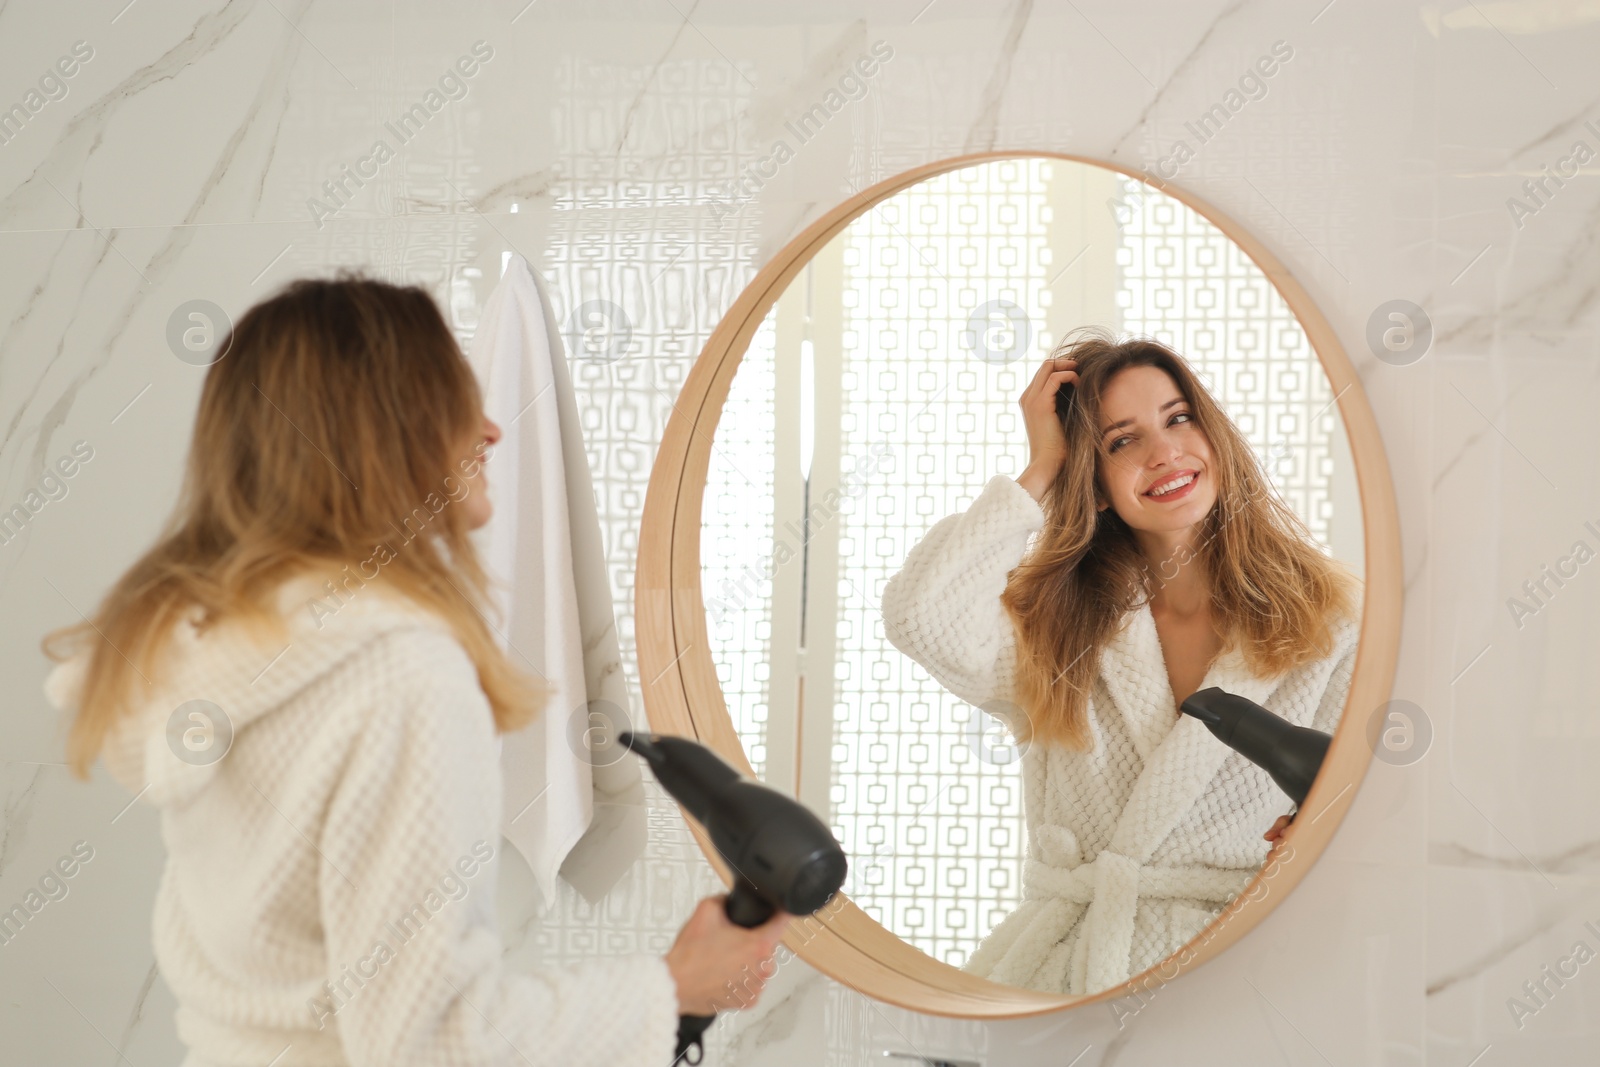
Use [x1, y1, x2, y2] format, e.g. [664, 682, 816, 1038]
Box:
[1263, 813, 1294, 847]
[665, 896, 792, 1015]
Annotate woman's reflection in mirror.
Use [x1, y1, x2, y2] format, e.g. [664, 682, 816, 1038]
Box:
[881, 326, 1362, 994]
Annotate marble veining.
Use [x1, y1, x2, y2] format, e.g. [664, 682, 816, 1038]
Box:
[960, 0, 1033, 154]
[2, 1, 1599, 1063]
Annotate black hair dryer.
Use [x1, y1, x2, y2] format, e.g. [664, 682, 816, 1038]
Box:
[619, 732, 848, 1065]
[1178, 687, 1332, 807]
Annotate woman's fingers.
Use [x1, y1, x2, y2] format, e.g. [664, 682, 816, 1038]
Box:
[1021, 362, 1079, 420]
[665, 897, 792, 1016]
[1017, 356, 1081, 488]
[1025, 356, 1078, 399]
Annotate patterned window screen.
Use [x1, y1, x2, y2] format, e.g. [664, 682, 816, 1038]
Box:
[1114, 177, 1335, 548]
[702, 315, 778, 778]
[531, 54, 767, 981]
[831, 159, 1050, 966]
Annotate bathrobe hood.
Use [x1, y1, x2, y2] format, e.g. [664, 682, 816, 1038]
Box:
[42, 571, 452, 810]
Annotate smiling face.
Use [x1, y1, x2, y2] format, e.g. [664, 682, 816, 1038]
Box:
[1093, 364, 1217, 538]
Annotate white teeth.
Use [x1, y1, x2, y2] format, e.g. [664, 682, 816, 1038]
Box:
[1149, 473, 1194, 497]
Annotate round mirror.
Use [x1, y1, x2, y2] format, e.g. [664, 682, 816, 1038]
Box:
[638, 153, 1401, 1016]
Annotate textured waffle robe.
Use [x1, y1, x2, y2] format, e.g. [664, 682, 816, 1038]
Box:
[880, 473, 1361, 995]
[42, 573, 677, 1067]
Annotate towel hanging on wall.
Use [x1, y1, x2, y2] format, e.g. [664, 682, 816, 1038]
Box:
[467, 254, 645, 907]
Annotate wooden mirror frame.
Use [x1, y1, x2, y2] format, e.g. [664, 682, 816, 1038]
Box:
[635, 151, 1402, 1018]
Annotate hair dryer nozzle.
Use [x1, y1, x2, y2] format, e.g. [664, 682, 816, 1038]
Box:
[1179, 686, 1332, 807]
[1178, 693, 1223, 727]
[621, 733, 848, 919]
[617, 730, 657, 761]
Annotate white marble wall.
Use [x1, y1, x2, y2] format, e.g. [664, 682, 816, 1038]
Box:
[2, 1, 1598, 1064]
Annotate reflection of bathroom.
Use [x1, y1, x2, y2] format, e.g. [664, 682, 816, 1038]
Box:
[704, 160, 1364, 974]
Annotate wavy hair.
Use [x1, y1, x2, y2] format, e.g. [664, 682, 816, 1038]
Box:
[999, 327, 1360, 751]
[44, 273, 546, 778]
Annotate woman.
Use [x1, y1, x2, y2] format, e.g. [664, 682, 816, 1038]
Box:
[41, 275, 787, 1066]
[880, 328, 1361, 996]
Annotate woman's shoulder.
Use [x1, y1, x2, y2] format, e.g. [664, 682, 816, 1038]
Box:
[1300, 587, 1361, 656]
[1333, 577, 1365, 647]
[1292, 589, 1362, 679]
[275, 567, 453, 630]
[315, 625, 494, 762]
[272, 570, 483, 699]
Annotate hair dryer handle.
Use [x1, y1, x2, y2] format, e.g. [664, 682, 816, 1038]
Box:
[673, 879, 779, 1065]
[724, 877, 776, 928]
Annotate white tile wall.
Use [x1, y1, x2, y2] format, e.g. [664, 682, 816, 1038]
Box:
[3, 1, 1598, 1063]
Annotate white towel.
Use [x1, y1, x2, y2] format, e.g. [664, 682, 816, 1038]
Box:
[467, 255, 645, 906]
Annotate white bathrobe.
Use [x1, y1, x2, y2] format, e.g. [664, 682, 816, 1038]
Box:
[880, 473, 1361, 996]
[41, 573, 677, 1066]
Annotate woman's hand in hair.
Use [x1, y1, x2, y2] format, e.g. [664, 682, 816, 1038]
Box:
[1015, 356, 1080, 503]
[665, 895, 792, 1016]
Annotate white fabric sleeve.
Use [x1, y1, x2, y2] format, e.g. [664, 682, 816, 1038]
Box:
[315, 628, 679, 1067]
[880, 473, 1047, 710]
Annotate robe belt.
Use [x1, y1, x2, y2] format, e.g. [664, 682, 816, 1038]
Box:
[1023, 848, 1258, 990]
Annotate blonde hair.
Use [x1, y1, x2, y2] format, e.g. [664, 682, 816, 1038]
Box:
[43, 272, 546, 778]
[999, 328, 1359, 751]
